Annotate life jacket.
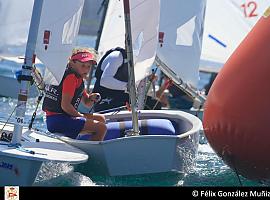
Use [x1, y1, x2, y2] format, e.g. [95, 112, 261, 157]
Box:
[93, 47, 128, 97]
[42, 67, 85, 114]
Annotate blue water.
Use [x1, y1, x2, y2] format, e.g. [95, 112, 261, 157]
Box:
[0, 36, 264, 187]
[0, 98, 262, 186]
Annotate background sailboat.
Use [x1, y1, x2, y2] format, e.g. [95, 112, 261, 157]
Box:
[200, 0, 270, 73]
[59, 0, 202, 177]
[157, 0, 270, 117]
[0, 0, 88, 186]
[0, 0, 32, 55]
[0, 0, 104, 98]
[0, 0, 42, 98]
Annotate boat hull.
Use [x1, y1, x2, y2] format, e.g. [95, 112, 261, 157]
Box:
[0, 152, 42, 186]
[0, 122, 88, 186]
[61, 110, 201, 176]
[73, 134, 198, 176]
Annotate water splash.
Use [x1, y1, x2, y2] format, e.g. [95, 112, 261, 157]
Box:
[34, 162, 96, 186]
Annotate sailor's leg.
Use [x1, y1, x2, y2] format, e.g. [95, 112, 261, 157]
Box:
[80, 118, 107, 141]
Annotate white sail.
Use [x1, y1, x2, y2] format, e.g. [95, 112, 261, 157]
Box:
[79, 0, 104, 36]
[201, 0, 270, 72]
[0, 0, 33, 55]
[0, 0, 102, 56]
[156, 0, 206, 88]
[98, 0, 159, 83]
[35, 0, 84, 85]
[98, 1, 124, 56]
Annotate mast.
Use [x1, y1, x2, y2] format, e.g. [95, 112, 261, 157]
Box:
[11, 0, 44, 145]
[123, 0, 139, 135]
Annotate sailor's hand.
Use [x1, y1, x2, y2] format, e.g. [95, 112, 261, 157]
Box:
[148, 74, 158, 82]
[89, 93, 101, 103]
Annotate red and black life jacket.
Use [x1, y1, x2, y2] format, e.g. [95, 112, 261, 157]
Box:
[42, 67, 85, 114]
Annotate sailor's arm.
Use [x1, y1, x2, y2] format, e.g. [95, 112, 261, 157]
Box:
[61, 93, 84, 117]
[100, 51, 127, 90]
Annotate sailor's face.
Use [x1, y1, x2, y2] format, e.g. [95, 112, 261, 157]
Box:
[72, 60, 94, 79]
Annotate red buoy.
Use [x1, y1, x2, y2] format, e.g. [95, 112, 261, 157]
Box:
[203, 8, 270, 181]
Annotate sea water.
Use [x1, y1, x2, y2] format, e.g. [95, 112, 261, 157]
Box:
[0, 35, 264, 187]
[0, 97, 263, 186]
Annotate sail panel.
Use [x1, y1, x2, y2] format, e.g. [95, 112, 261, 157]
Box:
[98, 0, 160, 84]
[79, 0, 104, 36]
[201, 0, 270, 71]
[157, 0, 206, 88]
[0, 0, 33, 55]
[35, 0, 84, 85]
[98, 0, 125, 57]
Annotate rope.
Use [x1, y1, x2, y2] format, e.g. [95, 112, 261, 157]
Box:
[231, 156, 243, 186]
[27, 64, 46, 130]
[234, 168, 243, 186]
[97, 105, 127, 114]
[223, 151, 243, 186]
[32, 65, 45, 91]
[0, 102, 24, 142]
[28, 93, 44, 130]
[0, 103, 21, 133]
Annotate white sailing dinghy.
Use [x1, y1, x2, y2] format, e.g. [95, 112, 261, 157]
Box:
[59, 0, 202, 177]
[0, 0, 103, 98]
[0, 0, 88, 186]
[0, 0, 41, 98]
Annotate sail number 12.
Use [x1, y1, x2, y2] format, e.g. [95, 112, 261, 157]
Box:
[241, 1, 258, 18]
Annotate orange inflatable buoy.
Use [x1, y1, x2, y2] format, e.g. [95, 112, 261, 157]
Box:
[203, 7, 270, 181]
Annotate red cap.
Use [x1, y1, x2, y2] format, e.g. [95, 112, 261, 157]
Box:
[71, 52, 96, 63]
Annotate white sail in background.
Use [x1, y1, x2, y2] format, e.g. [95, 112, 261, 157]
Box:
[0, 0, 33, 55]
[79, 0, 104, 36]
[35, 0, 84, 85]
[98, 0, 160, 83]
[201, 0, 270, 72]
[98, 1, 124, 56]
[0, 0, 102, 56]
[156, 0, 206, 88]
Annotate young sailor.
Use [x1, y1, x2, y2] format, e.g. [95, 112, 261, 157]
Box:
[92, 47, 129, 112]
[42, 47, 107, 141]
[92, 47, 166, 112]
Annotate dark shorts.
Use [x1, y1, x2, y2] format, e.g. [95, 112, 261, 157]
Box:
[46, 114, 86, 139]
